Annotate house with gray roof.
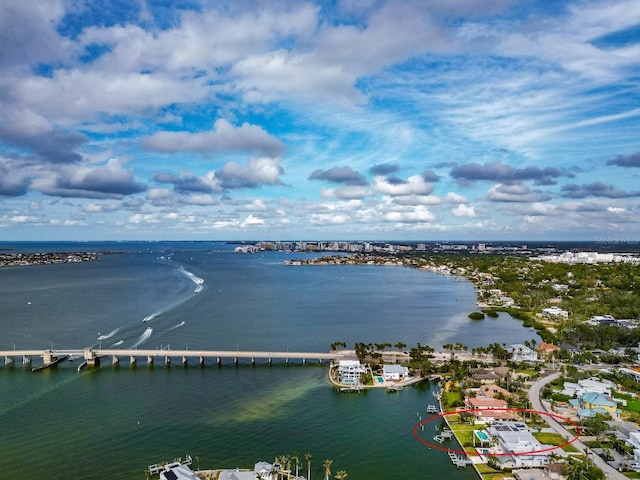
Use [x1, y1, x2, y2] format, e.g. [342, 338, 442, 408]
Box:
[485, 421, 553, 469]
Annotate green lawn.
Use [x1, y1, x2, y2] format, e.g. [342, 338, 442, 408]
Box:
[626, 399, 640, 412]
[533, 432, 579, 452]
[449, 423, 477, 447]
[443, 390, 464, 406]
[475, 464, 500, 474]
[614, 393, 640, 413]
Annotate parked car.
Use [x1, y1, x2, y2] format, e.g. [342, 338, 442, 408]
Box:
[628, 462, 640, 472]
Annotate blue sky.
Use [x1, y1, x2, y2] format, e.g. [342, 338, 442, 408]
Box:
[1, 0, 640, 241]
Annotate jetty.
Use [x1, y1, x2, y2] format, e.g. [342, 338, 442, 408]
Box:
[31, 354, 68, 372]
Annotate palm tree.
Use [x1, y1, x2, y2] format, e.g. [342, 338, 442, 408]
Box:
[322, 459, 332, 480]
[285, 455, 292, 479]
[274, 456, 285, 480]
[334, 470, 347, 480]
[304, 453, 312, 480]
[292, 452, 299, 478]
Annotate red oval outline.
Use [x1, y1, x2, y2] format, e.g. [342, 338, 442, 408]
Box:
[413, 408, 581, 456]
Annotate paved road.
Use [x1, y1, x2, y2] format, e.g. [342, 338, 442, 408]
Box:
[528, 372, 627, 480]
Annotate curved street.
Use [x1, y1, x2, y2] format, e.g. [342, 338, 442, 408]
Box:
[528, 372, 627, 480]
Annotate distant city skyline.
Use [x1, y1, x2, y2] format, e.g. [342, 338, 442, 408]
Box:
[1, 1, 639, 241]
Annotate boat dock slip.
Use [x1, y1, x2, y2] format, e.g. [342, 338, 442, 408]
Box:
[0, 348, 346, 370]
[433, 429, 453, 443]
[448, 450, 471, 468]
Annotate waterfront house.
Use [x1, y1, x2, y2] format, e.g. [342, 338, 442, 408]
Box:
[466, 397, 508, 410]
[538, 342, 561, 359]
[486, 421, 552, 469]
[465, 397, 514, 423]
[159, 463, 201, 480]
[508, 344, 539, 362]
[338, 360, 366, 385]
[478, 384, 510, 399]
[541, 307, 569, 319]
[382, 364, 408, 381]
[218, 462, 279, 480]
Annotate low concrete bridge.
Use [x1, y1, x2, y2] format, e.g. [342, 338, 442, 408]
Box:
[0, 348, 368, 370]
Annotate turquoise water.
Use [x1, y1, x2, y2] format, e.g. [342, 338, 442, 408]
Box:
[0, 243, 537, 479]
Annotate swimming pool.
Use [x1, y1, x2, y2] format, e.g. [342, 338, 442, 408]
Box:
[474, 430, 490, 442]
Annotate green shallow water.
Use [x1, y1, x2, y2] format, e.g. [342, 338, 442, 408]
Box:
[0, 364, 479, 480]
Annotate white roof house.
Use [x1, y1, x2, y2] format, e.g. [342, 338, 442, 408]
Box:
[562, 377, 613, 397]
[218, 462, 279, 480]
[382, 364, 408, 380]
[338, 360, 366, 385]
[486, 421, 552, 469]
[508, 344, 539, 362]
[627, 432, 640, 464]
[160, 464, 201, 480]
[542, 306, 568, 318]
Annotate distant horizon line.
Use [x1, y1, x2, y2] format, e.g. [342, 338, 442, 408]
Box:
[1, 238, 636, 245]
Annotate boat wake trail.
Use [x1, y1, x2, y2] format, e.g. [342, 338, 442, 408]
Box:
[130, 327, 153, 349]
[164, 321, 186, 333]
[97, 328, 119, 341]
[180, 267, 205, 293]
[141, 264, 204, 323]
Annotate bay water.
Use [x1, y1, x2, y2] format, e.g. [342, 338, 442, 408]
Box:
[0, 242, 537, 479]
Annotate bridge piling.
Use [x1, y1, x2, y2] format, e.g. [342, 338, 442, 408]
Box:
[182, 356, 188, 366]
[5, 356, 14, 366]
[112, 355, 119, 365]
[23, 355, 31, 365]
[199, 356, 204, 367]
[147, 355, 153, 366]
[130, 355, 136, 365]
